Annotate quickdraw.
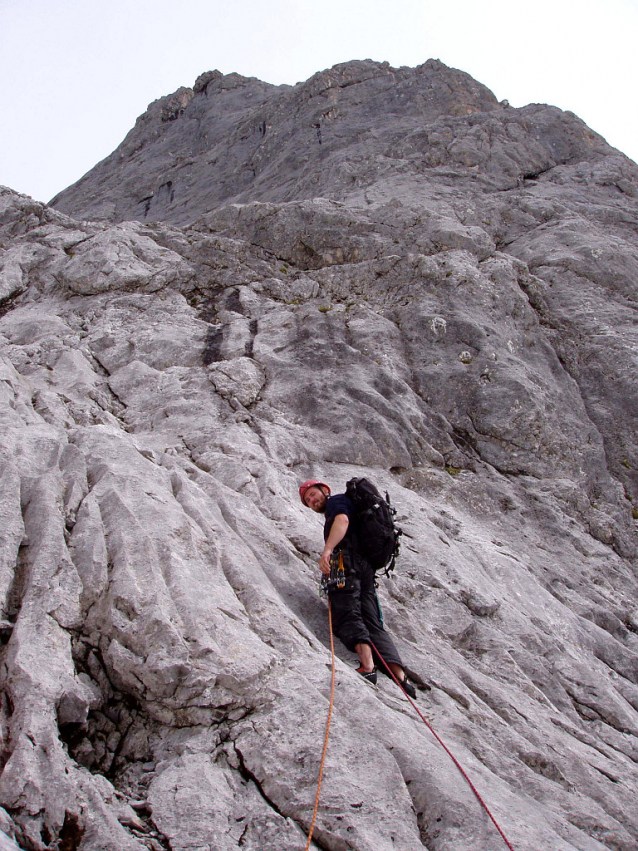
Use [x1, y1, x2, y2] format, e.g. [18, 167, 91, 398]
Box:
[319, 551, 346, 597]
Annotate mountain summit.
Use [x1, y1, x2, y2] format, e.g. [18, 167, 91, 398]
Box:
[51, 58, 610, 225]
[1, 60, 638, 851]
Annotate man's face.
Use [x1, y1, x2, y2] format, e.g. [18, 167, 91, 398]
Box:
[303, 485, 328, 513]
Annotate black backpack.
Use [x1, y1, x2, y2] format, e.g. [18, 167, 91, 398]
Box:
[345, 477, 402, 575]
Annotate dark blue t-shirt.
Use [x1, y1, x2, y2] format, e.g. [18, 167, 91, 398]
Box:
[323, 494, 355, 541]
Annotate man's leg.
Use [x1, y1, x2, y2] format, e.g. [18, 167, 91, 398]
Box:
[358, 561, 417, 695]
[387, 661, 406, 680]
[355, 641, 374, 673]
[329, 574, 371, 658]
[329, 572, 379, 681]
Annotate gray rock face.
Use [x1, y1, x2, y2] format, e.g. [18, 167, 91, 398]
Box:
[50, 59, 575, 226]
[1, 58, 638, 851]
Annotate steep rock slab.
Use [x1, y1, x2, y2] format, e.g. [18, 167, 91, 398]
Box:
[46, 56, 638, 505]
[1, 56, 638, 851]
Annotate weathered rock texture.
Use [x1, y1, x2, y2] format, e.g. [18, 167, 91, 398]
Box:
[1, 59, 638, 850]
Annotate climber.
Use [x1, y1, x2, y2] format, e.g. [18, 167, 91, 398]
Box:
[299, 479, 416, 698]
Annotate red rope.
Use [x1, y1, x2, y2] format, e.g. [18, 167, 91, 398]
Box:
[369, 640, 516, 851]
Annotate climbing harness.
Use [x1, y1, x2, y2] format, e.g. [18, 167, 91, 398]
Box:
[304, 599, 336, 851]
[304, 606, 516, 851]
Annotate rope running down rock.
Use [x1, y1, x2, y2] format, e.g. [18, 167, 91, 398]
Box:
[369, 638, 516, 851]
[305, 608, 516, 850]
[304, 599, 336, 850]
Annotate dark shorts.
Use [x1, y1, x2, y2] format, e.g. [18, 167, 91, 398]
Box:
[329, 553, 403, 669]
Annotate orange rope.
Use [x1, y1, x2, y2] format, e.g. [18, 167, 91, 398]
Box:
[304, 598, 336, 850]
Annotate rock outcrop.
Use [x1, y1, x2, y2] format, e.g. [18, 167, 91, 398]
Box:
[1, 59, 638, 851]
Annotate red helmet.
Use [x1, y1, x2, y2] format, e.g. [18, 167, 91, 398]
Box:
[299, 479, 331, 505]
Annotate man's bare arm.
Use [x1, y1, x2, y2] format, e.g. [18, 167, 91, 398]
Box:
[319, 514, 349, 575]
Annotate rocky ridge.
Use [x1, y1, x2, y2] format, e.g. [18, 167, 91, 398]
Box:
[0, 59, 638, 850]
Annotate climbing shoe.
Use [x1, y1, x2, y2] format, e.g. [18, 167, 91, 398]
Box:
[400, 677, 417, 699]
[356, 666, 377, 685]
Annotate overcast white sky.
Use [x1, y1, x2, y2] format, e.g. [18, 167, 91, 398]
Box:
[2, 0, 637, 205]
